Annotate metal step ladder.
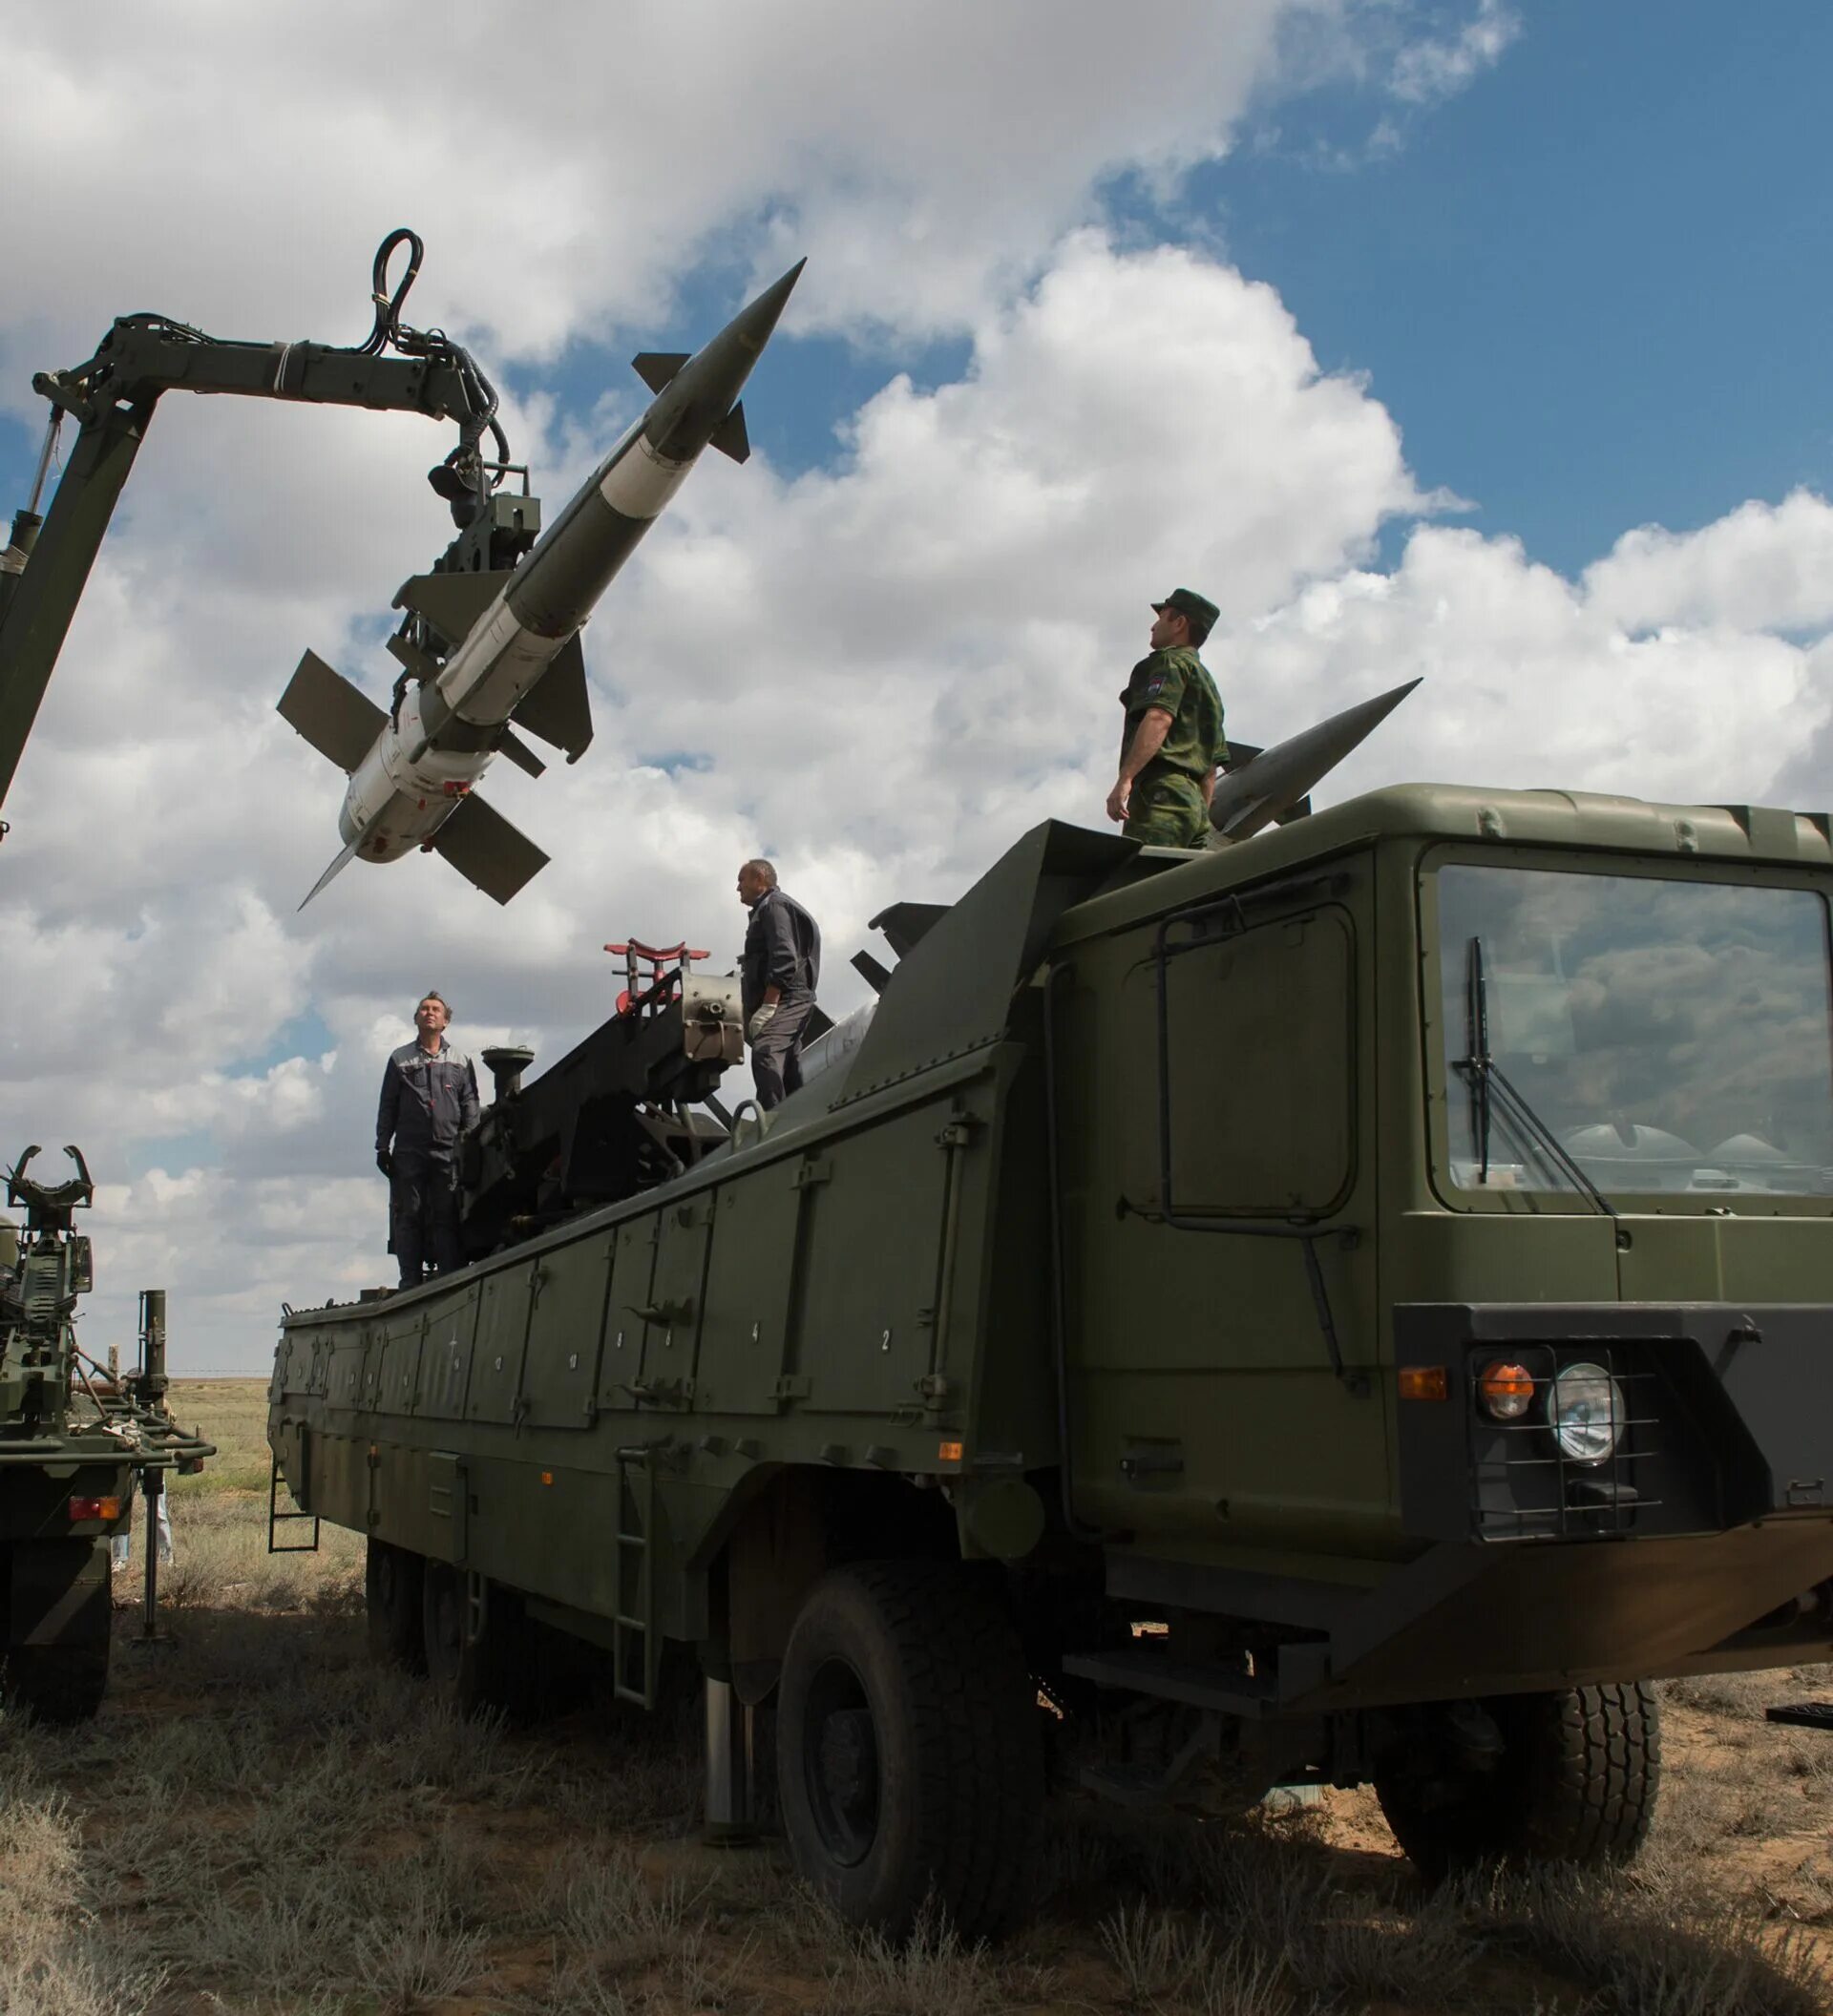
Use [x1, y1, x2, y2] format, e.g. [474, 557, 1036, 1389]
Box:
[266, 1446, 321, 1554]
[612, 1452, 656, 1707]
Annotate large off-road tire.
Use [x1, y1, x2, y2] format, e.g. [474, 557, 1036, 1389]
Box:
[776, 1560, 1044, 1941]
[422, 1561, 520, 1717]
[1375, 1683, 1661, 1880]
[366, 1539, 426, 1672]
[421, 1562, 558, 1719]
[1, 1537, 112, 1723]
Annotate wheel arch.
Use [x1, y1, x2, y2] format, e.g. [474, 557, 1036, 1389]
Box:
[710, 1466, 961, 1701]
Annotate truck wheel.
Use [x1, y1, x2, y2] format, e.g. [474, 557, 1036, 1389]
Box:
[366, 1540, 425, 1672]
[1375, 1683, 1661, 1880]
[1, 1538, 112, 1723]
[776, 1561, 1044, 1941]
[421, 1562, 532, 1717]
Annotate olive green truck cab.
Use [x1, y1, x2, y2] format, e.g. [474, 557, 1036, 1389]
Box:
[270, 784, 1833, 1935]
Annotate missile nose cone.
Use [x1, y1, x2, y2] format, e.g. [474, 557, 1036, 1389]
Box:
[1208, 676, 1422, 844]
[643, 258, 805, 462]
[732, 258, 807, 355]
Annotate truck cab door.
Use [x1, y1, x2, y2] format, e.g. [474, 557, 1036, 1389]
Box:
[1055, 861, 1387, 1550]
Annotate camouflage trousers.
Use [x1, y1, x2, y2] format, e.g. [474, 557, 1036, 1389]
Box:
[1124, 772, 1210, 849]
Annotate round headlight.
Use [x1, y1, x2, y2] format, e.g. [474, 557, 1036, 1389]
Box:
[1548, 1360, 1625, 1465]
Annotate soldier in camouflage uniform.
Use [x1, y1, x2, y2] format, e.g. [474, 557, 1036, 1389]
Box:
[1107, 586, 1228, 848]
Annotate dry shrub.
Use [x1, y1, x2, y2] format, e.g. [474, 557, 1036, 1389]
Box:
[657, 1924, 761, 2009]
[1099, 1900, 1298, 2014]
[539, 1842, 697, 1956]
[0, 1782, 165, 2016]
[140, 1489, 364, 1624]
[513, 1961, 636, 2014]
[136, 1821, 492, 2006]
[1474, 1863, 1829, 2016]
[1661, 1671, 1777, 1720]
[1092, 1826, 1475, 2016]
[811, 1899, 1009, 2016]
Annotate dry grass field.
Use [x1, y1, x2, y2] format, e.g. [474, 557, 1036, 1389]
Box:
[5, 1377, 1833, 2014]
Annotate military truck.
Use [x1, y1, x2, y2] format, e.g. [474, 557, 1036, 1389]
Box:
[1, 1146, 213, 1718]
[270, 762, 1833, 1936]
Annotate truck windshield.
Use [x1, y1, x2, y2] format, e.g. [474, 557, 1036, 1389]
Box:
[1432, 864, 1833, 1199]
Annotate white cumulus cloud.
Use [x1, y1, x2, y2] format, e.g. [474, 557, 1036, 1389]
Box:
[5, 4, 1825, 1375]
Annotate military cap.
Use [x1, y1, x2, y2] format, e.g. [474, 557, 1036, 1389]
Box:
[1151, 586, 1220, 634]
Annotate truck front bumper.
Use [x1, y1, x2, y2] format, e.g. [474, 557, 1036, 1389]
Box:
[1345, 1301, 1833, 1705]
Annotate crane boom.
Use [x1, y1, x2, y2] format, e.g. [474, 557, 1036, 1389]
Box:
[0, 232, 499, 815]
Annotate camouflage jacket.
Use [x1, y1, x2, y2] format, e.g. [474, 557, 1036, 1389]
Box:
[1119, 645, 1228, 784]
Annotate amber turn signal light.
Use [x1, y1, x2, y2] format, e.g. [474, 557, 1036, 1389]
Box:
[1398, 1366, 1448, 1402]
[67, 1495, 121, 1522]
[1477, 1360, 1536, 1420]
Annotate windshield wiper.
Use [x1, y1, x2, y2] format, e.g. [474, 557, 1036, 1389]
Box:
[1457, 935, 1617, 1218]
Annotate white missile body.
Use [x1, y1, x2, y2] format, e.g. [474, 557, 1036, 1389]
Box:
[279, 262, 804, 905]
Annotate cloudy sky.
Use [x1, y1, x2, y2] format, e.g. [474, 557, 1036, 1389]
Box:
[2, 1, 1829, 1373]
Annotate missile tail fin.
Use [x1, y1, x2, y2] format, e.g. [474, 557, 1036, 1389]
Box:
[632, 351, 690, 395]
[432, 792, 549, 905]
[299, 833, 364, 911]
[278, 650, 387, 773]
[510, 635, 593, 763]
[708, 402, 749, 464]
[391, 569, 516, 649]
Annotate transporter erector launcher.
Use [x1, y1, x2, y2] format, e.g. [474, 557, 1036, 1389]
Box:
[278, 260, 805, 906]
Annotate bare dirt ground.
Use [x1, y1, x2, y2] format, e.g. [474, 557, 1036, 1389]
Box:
[5, 1377, 1833, 2014]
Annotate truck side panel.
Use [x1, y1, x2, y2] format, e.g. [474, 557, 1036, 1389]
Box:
[520, 1235, 613, 1430]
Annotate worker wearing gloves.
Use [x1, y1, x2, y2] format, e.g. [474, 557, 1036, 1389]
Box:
[737, 859, 822, 1109]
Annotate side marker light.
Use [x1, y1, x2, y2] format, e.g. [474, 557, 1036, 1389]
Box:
[938, 1440, 963, 1463]
[1477, 1360, 1535, 1420]
[1399, 1366, 1448, 1402]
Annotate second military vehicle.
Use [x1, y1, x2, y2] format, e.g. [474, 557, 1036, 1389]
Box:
[2, 1147, 212, 1718]
[269, 706, 1833, 1936]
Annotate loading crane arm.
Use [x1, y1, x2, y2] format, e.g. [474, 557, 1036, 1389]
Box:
[0, 228, 509, 816]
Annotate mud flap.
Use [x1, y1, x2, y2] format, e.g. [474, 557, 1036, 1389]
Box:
[2, 1537, 112, 1721]
[8, 1535, 111, 1649]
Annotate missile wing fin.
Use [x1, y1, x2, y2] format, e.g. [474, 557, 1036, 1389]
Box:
[495, 724, 548, 779]
[868, 900, 952, 960]
[391, 569, 516, 650]
[707, 402, 749, 464]
[509, 635, 594, 763]
[852, 950, 894, 996]
[431, 791, 549, 905]
[278, 650, 388, 773]
[631, 351, 690, 395]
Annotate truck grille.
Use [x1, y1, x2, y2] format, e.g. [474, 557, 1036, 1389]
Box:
[1467, 1342, 1664, 1539]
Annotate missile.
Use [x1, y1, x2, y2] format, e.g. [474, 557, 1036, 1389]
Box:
[278, 259, 805, 906]
[1208, 677, 1422, 845]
